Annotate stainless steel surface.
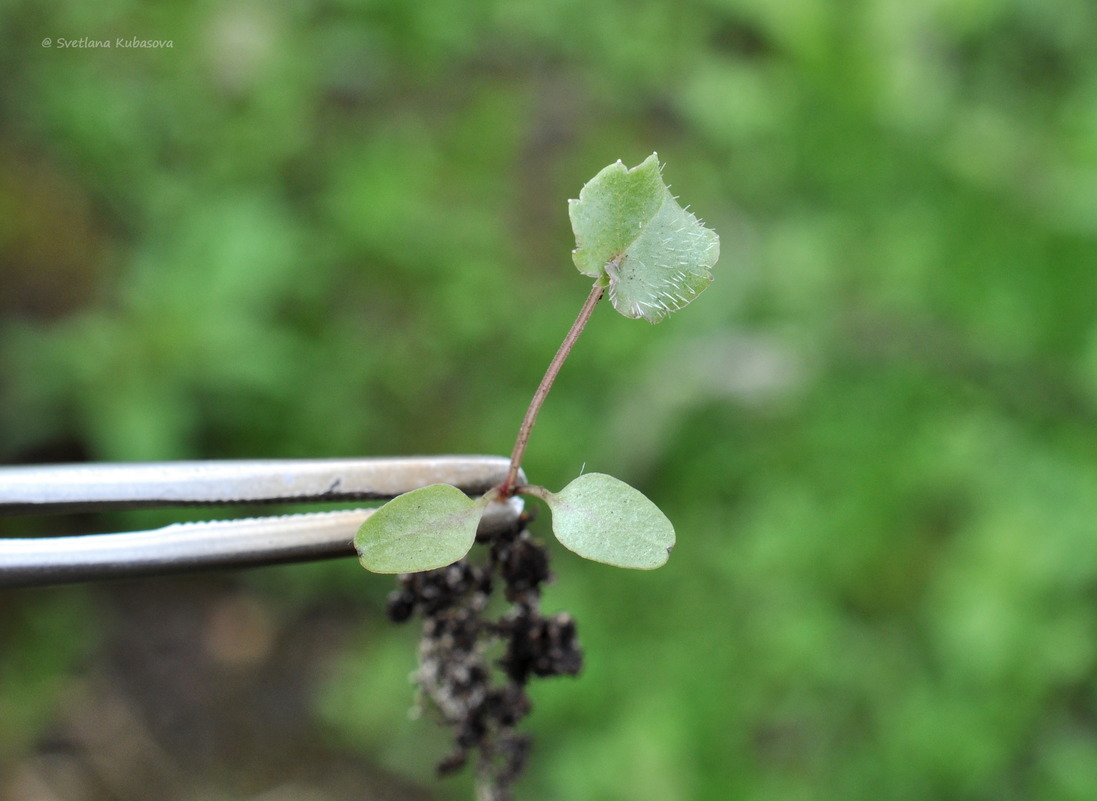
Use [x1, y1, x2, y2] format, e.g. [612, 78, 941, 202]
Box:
[0, 496, 525, 589]
[0, 456, 527, 589]
[0, 456, 515, 514]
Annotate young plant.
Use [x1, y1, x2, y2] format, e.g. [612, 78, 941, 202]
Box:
[354, 155, 719, 799]
[356, 153, 719, 573]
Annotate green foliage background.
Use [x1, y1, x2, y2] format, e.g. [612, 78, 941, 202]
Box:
[3, 1, 1097, 799]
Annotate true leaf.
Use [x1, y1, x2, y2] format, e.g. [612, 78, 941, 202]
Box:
[569, 153, 719, 323]
[542, 473, 675, 569]
[355, 484, 489, 573]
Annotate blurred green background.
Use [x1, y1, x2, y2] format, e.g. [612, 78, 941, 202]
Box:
[3, 0, 1097, 799]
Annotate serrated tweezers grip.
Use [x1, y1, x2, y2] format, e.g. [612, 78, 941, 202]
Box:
[0, 456, 526, 588]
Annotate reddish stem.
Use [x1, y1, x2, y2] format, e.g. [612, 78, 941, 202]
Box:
[499, 283, 605, 497]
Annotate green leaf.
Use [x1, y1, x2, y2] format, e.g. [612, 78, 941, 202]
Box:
[355, 484, 489, 573]
[542, 473, 675, 569]
[569, 153, 719, 323]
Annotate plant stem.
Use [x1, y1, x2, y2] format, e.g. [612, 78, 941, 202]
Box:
[499, 282, 605, 497]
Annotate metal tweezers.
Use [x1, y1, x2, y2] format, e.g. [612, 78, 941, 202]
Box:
[0, 456, 524, 589]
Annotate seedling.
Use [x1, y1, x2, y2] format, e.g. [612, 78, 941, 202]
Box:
[356, 154, 719, 573]
[354, 154, 718, 800]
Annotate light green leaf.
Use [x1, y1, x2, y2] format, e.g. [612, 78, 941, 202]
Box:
[569, 153, 719, 323]
[542, 473, 675, 569]
[355, 484, 489, 573]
